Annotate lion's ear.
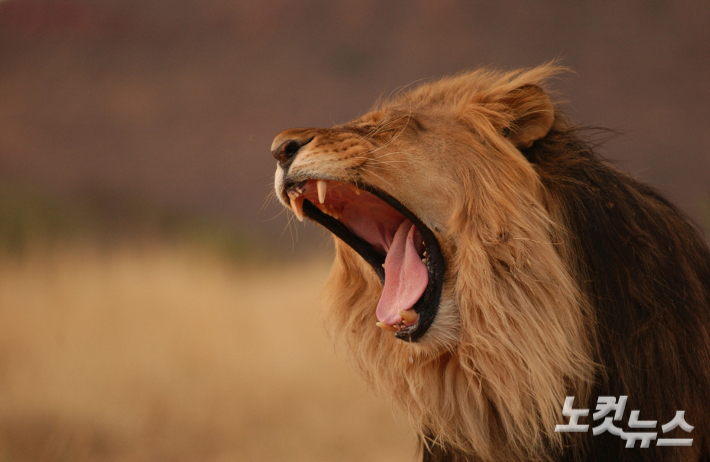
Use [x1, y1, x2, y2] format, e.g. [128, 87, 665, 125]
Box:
[497, 84, 554, 149]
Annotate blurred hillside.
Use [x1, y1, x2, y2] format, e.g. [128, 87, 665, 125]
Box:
[1, 0, 709, 249]
[0, 181, 270, 260]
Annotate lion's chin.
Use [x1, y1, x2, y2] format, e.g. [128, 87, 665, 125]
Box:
[280, 177, 446, 342]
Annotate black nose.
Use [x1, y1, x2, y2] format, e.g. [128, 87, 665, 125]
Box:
[271, 136, 314, 167]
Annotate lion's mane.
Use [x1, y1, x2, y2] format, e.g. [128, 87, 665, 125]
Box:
[295, 65, 710, 462]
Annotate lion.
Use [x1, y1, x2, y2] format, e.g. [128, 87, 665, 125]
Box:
[270, 64, 710, 462]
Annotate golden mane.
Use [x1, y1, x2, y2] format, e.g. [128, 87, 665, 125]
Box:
[271, 64, 710, 462]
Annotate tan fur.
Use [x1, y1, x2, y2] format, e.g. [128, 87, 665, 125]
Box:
[279, 65, 598, 461]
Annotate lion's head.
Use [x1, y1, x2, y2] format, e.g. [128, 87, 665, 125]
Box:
[270, 64, 710, 461]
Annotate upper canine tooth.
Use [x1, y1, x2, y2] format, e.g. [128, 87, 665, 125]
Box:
[317, 180, 327, 204]
[289, 195, 305, 222]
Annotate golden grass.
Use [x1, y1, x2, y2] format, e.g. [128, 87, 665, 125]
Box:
[0, 243, 416, 461]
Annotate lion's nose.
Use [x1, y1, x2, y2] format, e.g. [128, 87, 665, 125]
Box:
[271, 134, 315, 168]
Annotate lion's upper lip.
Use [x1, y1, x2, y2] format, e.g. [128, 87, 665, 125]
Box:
[280, 177, 446, 342]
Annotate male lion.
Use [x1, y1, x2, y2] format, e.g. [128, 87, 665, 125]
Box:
[270, 64, 710, 462]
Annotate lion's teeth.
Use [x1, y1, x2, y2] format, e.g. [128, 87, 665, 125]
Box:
[290, 195, 305, 222]
[317, 203, 341, 220]
[348, 184, 361, 195]
[317, 180, 327, 204]
[399, 310, 418, 324]
[376, 321, 398, 332]
[327, 205, 341, 220]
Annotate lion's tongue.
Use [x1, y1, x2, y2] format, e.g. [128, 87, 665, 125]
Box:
[376, 221, 428, 325]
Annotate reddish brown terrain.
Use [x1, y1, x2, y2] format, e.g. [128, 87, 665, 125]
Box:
[1, 0, 708, 249]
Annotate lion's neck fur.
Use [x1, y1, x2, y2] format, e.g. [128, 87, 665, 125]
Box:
[322, 123, 600, 462]
[321, 111, 710, 461]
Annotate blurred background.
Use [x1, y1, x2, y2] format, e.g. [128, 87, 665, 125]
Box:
[0, 1, 708, 461]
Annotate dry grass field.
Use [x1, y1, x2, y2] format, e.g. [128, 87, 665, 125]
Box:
[0, 243, 416, 461]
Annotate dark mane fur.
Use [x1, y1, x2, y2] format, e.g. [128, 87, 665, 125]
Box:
[536, 126, 710, 461]
[423, 125, 710, 462]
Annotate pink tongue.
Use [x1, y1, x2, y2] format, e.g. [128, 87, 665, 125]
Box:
[376, 221, 429, 325]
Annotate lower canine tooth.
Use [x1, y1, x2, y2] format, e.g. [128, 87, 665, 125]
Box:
[376, 322, 398, 332]
[399, 310, 418, 324]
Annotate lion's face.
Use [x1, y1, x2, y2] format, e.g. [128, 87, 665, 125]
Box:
[271, 67, 595, 460]
[272, 109, 464, 347]
[272, 75, 554, 350]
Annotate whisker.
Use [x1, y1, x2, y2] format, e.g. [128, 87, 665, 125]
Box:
[357, 166, 396, 189]
[387, 77, 429, 101]
[260, 189, 278, 213]
[262, 207, 288, 223]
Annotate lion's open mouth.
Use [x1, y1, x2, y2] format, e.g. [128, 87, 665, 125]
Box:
[281, 178, 445, 342]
